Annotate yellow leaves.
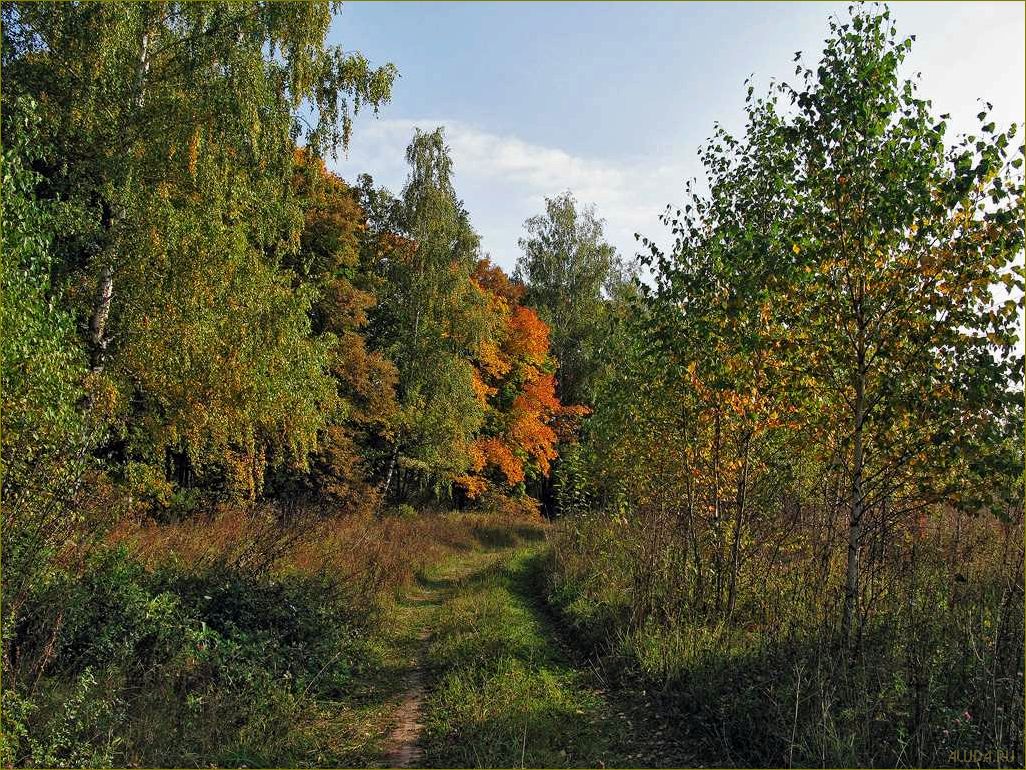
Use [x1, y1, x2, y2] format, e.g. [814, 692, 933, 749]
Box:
[476, 337, 511, 380]
[792, 243, 801, 254]
[83, 370, 120, 421]
[471, 368, 496, 406]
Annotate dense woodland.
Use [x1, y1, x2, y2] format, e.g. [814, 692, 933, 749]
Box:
[1, 2, 1023, 768]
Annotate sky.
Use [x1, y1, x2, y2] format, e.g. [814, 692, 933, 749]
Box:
[326, 1, 1026, 273]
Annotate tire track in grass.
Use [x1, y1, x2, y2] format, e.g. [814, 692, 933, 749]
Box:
[379, 550, 509, 767]
[378, 542, 702, 768]
[382, 626, 429, 767]
[418, 547, 628, 768]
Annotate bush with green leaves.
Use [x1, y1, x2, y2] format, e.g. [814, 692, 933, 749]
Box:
[3, 545, 375, 767]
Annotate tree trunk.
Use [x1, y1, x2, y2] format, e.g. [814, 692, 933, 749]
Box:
[843, 279, 867, 645]
[712, 409, 724, 613]
[380, 436, 401, 509]
[726, 432, 752, 620]
[88, 263, 114, 372]
[678, 410, 704, 612]
[88, 19, 149, 374]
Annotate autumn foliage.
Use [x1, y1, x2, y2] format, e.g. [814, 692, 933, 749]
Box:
[453, 259, 585, 499]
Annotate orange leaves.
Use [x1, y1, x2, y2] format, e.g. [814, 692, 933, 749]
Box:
[467, 440, 487, 473]
[477, 436, 525, 485]
[454, 473, 488, 500]
[472, 258, 525, 306]
[458, 259, 581, 492]
[376, 231, 419, 263]
[320, 278, 375, 333]
[330, 331, 399, 428]
[515, 371, 561, 415]
[507, 306, 550, 364]
[509, 373, 561, 476]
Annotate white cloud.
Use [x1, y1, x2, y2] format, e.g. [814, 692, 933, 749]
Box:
[329, 117, 694, 271]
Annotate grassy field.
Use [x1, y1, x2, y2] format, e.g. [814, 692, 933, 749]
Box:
[8, 504, 1019, 768]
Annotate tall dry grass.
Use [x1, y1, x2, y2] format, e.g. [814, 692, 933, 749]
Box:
[108, 503, 547, 604]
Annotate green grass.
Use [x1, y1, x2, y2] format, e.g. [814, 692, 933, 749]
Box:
[1, 512, 549, 768]
[545, 515, 1026, 769]
[420, 548, 625, 768]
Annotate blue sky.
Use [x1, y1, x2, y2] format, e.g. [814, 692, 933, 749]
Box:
[327, 1, 1026, 272]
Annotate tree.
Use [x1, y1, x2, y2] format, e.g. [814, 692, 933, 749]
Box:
[368, 129, 490, 500]
[454, 258, 583, 503]
[637, 5, 1024, 639]
[515, 191, 620, 405]
[1, 2, 397, 504]
[774, 8, 1024, 641]
[0, 96, 100, 619]
[285, 149, 400, 510]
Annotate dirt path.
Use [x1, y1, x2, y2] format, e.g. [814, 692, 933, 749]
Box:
[378, 551, 504, 768]
[374, 544, 699, 768]
[382, 627, 429, 767]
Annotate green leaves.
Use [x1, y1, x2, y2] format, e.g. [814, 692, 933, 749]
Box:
[582, 3, 1024, 634]
[515, 191, 622, 406]
[368, 128, 490, 491]
[1, 2, 398, 503]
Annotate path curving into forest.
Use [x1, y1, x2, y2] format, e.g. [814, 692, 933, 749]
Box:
[371, 543, 700, 769]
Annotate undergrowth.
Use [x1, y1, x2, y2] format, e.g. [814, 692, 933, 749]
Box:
[546, 512, 1025, 769]
[0, 507, 544, 767]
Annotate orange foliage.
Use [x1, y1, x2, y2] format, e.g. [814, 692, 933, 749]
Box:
[319, 278, 375, 333]
[509, 374, 561, 475]
[377, 232, 419, 264]
[472, 258, 525, 305]
[467, 440, 487, 473]
[454, 473, 489, 500]
[507, 306, 550, 365]
[289, 147, 401, 501]
[330, 331, 399, 429]
[471, 368, 495, 406]
[477, 435, 526, 485]
[460, 260, 584, 494]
